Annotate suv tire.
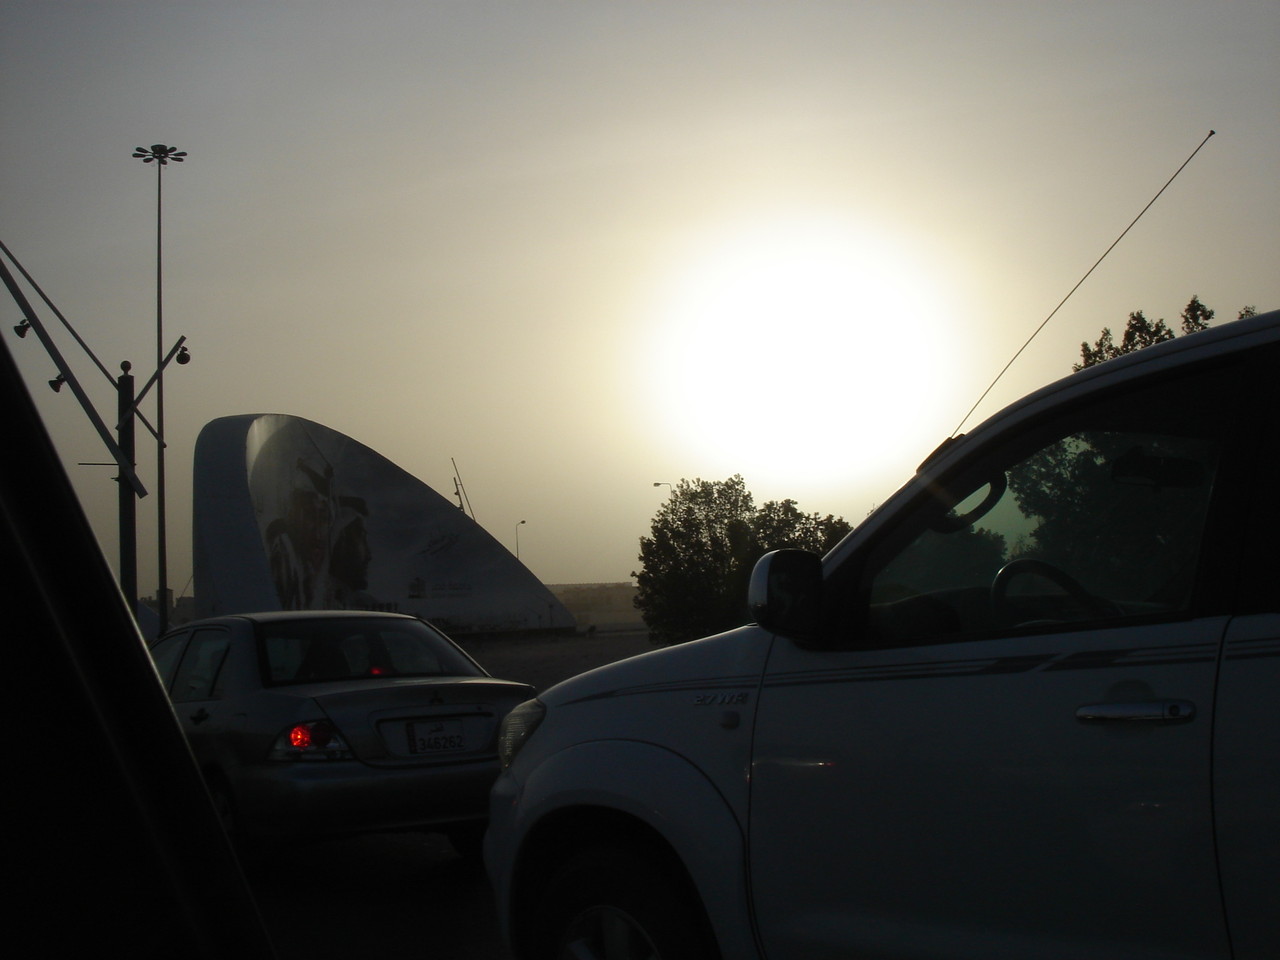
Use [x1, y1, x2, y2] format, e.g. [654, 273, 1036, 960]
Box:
[529, 843, 717, 960]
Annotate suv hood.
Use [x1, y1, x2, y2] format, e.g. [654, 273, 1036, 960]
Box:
[538, 625, 772, 708]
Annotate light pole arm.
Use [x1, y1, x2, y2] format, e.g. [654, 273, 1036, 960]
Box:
[0, 254, 147, 497]
[120, 336, 187, 443]
[0, 239, 116, 386]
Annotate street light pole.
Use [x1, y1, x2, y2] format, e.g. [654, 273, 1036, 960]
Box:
[113, 337, 189, 623]
[117, 361, 137, 615]
[516, 519, 527, 559]
[132, 143, 186, 633]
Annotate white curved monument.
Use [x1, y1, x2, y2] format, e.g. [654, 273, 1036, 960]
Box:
[192, 414, 574, 634]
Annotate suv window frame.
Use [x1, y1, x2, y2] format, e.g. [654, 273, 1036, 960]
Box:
[822, 353, 1253, 652]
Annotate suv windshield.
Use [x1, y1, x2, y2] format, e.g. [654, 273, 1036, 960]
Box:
[258, 618, 482, 685]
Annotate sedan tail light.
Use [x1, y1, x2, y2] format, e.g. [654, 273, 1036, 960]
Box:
[267, 720, 353, 761]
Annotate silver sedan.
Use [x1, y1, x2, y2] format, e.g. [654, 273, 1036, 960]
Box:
[150, 610, 534, 854]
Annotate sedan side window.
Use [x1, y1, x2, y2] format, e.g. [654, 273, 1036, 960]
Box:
[851, 368, 1232, 648]
[171, 629, 231, 702]
[149, 633, 188, 690]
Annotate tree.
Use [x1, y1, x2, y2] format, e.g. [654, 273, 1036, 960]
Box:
[1179, 294, 1214, 335]
[1075, 310, 1173, 370]
[751, 497, 851, 555]
[1074, 295, 1252, 371]
[633, 476, 851, 644]
[632, 476, 755, 645]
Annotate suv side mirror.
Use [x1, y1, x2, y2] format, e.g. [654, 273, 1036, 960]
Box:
[748, 549, 823, 642]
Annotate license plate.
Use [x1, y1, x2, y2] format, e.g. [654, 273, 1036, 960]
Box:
[406, 719, 466, 755]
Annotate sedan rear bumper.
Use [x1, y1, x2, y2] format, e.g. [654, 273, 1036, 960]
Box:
[230, 756, 499, 840]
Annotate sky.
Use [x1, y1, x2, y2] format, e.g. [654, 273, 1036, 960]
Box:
[3, 1, 1278, 596]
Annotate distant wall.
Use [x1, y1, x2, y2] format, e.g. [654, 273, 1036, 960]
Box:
[548, 582, 643, 632]
[193, 414, 574, 635]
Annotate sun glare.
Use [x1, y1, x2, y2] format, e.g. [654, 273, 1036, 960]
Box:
[645, 214, 960, 490]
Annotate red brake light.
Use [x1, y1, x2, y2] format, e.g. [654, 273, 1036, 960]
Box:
[288, 724, 312, 749]
[287, 720, 336, 751]
[269, 720, 351, 761]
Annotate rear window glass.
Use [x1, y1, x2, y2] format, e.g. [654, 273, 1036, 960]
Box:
[258, 618, 482, 685]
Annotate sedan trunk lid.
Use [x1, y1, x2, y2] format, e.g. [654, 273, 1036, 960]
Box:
[306, 676, 535, 765]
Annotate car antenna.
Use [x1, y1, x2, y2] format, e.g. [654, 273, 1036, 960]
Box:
[950, 129, 1217, 439]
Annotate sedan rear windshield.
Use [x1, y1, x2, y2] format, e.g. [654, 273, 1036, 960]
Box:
[258, 618, 483, 685]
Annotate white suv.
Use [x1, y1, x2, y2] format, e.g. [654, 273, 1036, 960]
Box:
[486, 309, 1280, 960]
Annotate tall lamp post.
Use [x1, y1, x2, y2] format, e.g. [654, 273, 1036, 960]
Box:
[132, 143, 186, 633]
[516, 519, 527, 559]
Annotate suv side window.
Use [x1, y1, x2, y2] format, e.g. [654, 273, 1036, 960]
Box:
[170, 629, 231, 702]
[845, 366, 1234, 648]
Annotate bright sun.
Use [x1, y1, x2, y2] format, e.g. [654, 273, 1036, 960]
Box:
[645, 213, 961, 492]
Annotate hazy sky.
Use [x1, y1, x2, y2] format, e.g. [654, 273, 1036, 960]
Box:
[3, 1, 1278, 594]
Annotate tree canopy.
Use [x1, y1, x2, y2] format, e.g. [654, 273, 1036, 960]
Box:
[1074, 295, 1255, 370]
[633, 476, 850, 644]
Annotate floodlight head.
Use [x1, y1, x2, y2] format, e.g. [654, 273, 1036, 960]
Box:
[14, 320, 30, 338]
[132, 144, 188, 165]
[48, 374, 65, 393]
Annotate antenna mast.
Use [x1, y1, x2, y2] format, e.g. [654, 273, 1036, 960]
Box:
[451, 458, 475, 519]
[952, 129, 1217, 437]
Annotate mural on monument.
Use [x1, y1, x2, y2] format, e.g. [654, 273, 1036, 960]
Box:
[192, 414, 573, 634]
[256, 440, 374, 610]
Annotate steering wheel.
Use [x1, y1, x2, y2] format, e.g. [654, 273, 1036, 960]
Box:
[990, 558, 1118, 625]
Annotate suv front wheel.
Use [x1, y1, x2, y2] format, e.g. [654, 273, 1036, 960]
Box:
[529, 843, 718, 960]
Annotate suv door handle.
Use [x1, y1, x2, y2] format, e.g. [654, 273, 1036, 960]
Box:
[1076, 700, 1196, 723]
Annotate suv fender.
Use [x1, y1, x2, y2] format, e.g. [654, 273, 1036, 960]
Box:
[498, 738, 759, 960]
